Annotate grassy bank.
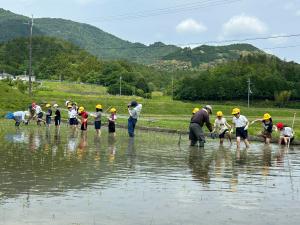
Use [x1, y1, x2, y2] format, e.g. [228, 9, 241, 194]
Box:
[1, 80, 300, 139]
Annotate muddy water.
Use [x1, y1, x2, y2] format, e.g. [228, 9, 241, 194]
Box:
[0, 126, 299, 225]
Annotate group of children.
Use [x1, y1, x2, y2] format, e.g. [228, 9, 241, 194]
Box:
[12, 101, 118, 136]
[192, 107, 295, 148]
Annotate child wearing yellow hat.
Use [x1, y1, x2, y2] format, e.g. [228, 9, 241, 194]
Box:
[213, 111, 232, 145]
[108, 108, 117, 136]
[231, 108, 250, 148]
[45, 104, 52, 127]
[251, 113, 274, 144]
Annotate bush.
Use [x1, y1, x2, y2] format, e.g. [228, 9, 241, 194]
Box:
[274, 90, 291, 107]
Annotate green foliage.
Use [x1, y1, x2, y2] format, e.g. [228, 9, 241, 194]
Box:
[0, 9, 179, 64]
[0, 36, 170, 96]
[274, 90, 291, 107]
[163, 44, 261, 67]
[175, 54, 300, 102]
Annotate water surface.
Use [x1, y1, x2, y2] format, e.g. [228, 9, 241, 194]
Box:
[0, 126, 299, 225]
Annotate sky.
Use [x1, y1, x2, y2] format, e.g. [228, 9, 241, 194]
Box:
[1, 0, 300, 62]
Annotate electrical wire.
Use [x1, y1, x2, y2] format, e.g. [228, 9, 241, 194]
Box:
[86, 0, 243, 22]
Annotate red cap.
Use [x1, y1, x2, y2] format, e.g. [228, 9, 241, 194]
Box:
[276, 122, 284, 129]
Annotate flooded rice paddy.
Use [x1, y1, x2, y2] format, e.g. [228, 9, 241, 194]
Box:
[0, 125, 300, 225]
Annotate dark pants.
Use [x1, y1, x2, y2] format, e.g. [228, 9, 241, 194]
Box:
[189, 123, 205, 147]
[128, 117, 137, 137]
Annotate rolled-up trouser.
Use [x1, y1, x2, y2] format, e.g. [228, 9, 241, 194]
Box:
[128, 117, 137, 137]
[14, 116, 22, 126]
[189, 123, 205, 146]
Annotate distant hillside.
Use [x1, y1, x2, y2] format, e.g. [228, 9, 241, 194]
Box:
[162, 44, 262, 67]
[0, 8, 179, 63]
[0, 36, 172, 96]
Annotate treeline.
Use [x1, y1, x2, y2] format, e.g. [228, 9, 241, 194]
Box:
[174, 54, 300, 101]
[0, 36, 172, 97]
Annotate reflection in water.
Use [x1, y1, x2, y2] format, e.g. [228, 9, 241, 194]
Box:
[0, 128, 300, 225]
[108, 134, 116, 163]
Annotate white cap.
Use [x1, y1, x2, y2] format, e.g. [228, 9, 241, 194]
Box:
[53, 104, 59, 107]
[205, 105, 213, 114]
[65, 101, 70, 106]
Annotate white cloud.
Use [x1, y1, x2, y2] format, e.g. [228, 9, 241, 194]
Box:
[221, 14, 268, 37]
[176, 19, 207, 34]
[296, 10, 300, 16]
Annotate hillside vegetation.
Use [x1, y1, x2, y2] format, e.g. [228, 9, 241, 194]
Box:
[0, 8, 270, 66]
[175, 54, 300, 101]
[0, 36, 172, 96]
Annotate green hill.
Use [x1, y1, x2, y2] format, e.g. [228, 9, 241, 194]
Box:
[162, 44, 262, 67]
[0, 8, 179, 64]
[0, 8, 263, 66]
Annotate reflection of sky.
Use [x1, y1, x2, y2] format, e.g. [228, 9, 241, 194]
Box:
[5, 132, 29, 144]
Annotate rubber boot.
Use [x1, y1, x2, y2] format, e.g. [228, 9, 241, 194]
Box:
[199, 141, 205, 148]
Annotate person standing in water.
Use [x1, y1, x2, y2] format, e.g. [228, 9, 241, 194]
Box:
[189, 105, 213, 147]
[91, 104, 102, 136]
[78, 106, 88, 133]
[251, 113, 274, 144]
[108, 108, 117, 137]
[212, 111, 232, 145]
[53, 104, 61, 129]
[231, 108, 250, 148]
[45, 104, 52, 127]
[127, 101, 142, 137]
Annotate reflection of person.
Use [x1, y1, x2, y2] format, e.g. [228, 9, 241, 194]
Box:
[188, 148, 210, 184]
[213, 111, 232, 145]
[231, 108, 250, 148]
[108, 135, 116, 163]
[127, 101, 142, 137]
[251, 113, 275, 144]
[276, 122, 294, 145]
[189, 105, 213, 147]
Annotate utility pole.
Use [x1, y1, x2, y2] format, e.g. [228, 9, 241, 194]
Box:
[171, 76, 174, 100]
[119, 76, 122, 96]
[28, 15, 34, 96]
[247, 78, 252, 108]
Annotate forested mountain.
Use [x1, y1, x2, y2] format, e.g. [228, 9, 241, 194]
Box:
[0, 8, 267, 66]
[0, 8, 179, 64]
[0, 36, 171, 97]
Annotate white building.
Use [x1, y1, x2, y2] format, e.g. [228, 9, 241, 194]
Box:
[0, 72, 14, 80]
[15, 75, 36, 82]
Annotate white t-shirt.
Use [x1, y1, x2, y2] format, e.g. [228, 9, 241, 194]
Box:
[280, 127, 294, 137]
[214, 118, 229, 134]
[68, 109, 78, 119]
[232, 115, 248, 128]
[35, 105, 42, 114]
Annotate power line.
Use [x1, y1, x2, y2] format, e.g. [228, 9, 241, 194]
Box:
[86, 0, 243, 22]
[28, 33, 298, 50]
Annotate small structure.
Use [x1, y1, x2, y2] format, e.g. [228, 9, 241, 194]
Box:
[0, 72, 14, 80]
[15, 75, 36, 82]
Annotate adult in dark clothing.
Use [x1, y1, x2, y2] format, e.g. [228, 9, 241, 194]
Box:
[189, 105, 213, 147]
